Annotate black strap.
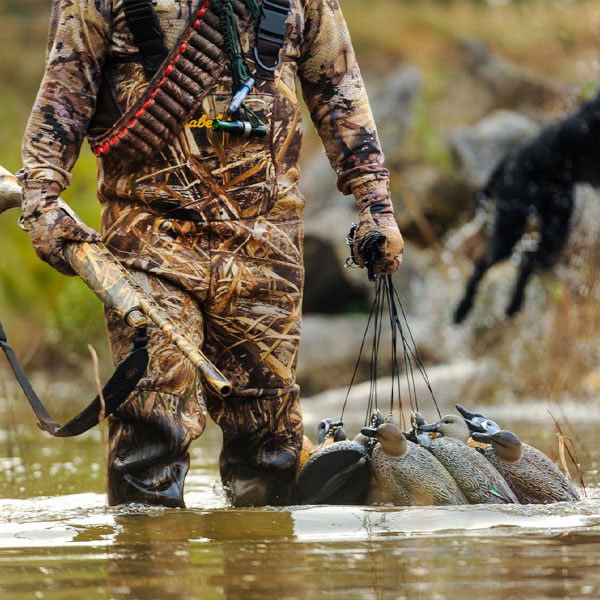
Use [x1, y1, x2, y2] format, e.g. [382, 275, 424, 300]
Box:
[0, 318, 149, 437]
[253, 0, 290, 79]
[122, 0, 168, 78]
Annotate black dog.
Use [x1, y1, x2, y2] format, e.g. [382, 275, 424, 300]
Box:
[454, 91, 600, 323]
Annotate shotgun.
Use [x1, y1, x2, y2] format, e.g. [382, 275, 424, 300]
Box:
[0, 165, 232, 398]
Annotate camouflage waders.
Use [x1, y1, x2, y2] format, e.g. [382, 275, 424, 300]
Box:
[103, 203, 304, 506]
[20, 0, 403, 506]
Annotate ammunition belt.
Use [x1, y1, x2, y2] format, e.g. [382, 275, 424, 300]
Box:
[88, 0, 247, 162]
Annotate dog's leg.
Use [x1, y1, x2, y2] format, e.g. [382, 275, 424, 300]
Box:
[454, 203, 528, 323]
[506, 189, 574, 317]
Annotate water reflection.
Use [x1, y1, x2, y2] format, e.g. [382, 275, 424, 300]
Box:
[1, 401, 600, 599]
[3, 495, 600, 599]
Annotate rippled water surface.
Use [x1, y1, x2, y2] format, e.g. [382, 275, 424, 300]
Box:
[1, 398, 600, 600]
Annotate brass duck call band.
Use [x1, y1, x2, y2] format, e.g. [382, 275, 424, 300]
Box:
[64, 242, 233, 397]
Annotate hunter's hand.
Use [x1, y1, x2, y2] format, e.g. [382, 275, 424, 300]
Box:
[353, 211, 404, 275]
[21, 179, 101, 276]
[351, 178, 404, 276]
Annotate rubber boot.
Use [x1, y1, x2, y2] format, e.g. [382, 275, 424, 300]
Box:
[108, 453, 190, 508]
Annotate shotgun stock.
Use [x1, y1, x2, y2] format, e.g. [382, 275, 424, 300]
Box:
[0, 165, 232, 397]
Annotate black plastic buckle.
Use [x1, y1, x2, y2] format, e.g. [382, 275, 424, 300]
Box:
[258, 0, 289, 44]
[126, 1, 163, 43]
[123, 0, 167, 76]
[254, 0, 290, 72]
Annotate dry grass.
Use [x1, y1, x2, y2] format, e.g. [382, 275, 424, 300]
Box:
[345, 0, 600, 83]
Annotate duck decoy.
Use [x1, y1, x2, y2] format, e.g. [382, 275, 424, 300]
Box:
[455, 404, 501, 434]
[419, 415, 518, 504]
[296, 438, 370, 505]
[472, 429, 580, 504]
[361, 422, 467, 506]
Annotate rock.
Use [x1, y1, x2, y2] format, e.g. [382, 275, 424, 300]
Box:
[447, 110, 539, 187]
[303, 234, 367, 314]
[394, 167, 478, 247]
[438, 38, 576, 129]
[459, 38, 574, 116]
[370, 66, 422, 163]
[297, 314, 395, 397]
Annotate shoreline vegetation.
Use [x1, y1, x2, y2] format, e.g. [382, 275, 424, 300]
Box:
[1, 0, 599, 382]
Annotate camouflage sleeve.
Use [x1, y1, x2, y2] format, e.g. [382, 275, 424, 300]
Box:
[19, 0, 113, 191]
[297, 0, 390, 206]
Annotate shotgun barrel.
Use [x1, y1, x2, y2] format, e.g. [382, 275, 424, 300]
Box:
[0, 165, 232, 397]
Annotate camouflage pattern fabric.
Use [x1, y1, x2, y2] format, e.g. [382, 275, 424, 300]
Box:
[20, 0, 401, 506]
[103, 206, 303, 506]
[20, 179, 101, 276]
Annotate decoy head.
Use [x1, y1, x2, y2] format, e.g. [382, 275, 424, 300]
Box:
[411, 411, 427, 428]
[384, 413, 397, 426]
[419, 414, 470, 443]
[371, 409, 385, 427]
[409, 411, 433, 448]
[455, 404, 501, 434]
[361, 423, 408, 458]
[333, 426, 347, 442]
[317, 418, 343, 444]
[471, 430, 523, 463]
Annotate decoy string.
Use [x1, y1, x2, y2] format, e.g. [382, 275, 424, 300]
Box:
[390, 278, 441, 418]
[385, 276, 403, 426]
[367, 277, 384, 424]
[340, 287, 379, 423]
[342, 272, 441, 428]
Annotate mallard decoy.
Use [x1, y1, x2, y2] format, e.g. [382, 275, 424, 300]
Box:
[472, 429, 580, 504]
[419, 415, 518, 504]
[361, 423, 467, 506]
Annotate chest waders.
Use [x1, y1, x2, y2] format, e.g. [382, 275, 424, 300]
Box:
[90, 0, 300, 508]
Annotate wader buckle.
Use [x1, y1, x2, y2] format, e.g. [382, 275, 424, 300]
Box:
[254, 0, 290, 72]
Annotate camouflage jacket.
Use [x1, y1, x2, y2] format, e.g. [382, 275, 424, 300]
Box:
[21, 0, 390, 221]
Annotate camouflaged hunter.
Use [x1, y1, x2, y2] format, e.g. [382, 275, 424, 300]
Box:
[19, 0, 404, 507]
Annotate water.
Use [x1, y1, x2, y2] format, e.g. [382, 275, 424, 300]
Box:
[1, 396, 600, 600]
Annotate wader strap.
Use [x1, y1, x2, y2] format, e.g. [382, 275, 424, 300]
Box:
[122, 0, 168, 78]
[253, 0, 290, 80]
[88, 0, 248, 162]
[0, 318, 149, 438]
